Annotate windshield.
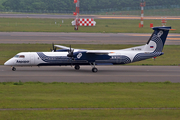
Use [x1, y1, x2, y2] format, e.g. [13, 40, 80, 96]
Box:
[14, 55, 19, 58]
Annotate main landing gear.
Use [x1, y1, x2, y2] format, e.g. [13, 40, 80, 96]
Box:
[12, 67, 16, 71]
[74, 65, 80, 70]
[74, 63, 98, 73]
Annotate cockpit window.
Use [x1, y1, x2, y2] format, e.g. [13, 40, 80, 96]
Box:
[14, 55, 19, 58]
[14, 55, 25, 58]
[19, 55, 25, 58]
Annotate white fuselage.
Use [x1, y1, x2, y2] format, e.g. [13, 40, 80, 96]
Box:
[4, 46, 162, 67]
[4, 26, 171, 72]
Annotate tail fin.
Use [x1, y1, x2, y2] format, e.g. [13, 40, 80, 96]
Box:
[144, 27, 171, 52]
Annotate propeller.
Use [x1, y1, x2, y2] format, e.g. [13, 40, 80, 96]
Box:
[67, 45, 74, 58]
[50, 43, 57, 52]
[67, 45, 74, 67]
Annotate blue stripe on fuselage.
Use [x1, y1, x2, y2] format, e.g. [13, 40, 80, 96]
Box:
[37, 52, 70, 63]
[36, 52, 132, 65]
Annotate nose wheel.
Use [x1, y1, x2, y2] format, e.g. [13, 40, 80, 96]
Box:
[12, 67, 16, 71]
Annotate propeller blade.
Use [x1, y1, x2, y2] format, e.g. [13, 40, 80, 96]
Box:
[70, 45, 71, 53]
[67, 45, 74, 58]
[53, 43, 54, 50]
[51, 43, 57, 52]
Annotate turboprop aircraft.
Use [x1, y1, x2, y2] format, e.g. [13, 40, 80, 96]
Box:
[4, 27, 171, 73]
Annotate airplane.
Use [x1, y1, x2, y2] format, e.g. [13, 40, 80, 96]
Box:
[4, 26, 171, 73]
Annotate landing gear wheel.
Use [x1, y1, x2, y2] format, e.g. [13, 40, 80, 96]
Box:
[74, 65, 80, 70]
[12, 67, 16, 71]
[92, 67, 98, 73]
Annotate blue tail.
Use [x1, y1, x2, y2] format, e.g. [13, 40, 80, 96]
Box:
[133, 27, 171, 62]
[145, 27, 171, 52]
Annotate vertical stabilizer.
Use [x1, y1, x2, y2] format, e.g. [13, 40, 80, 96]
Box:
[144, 27, 171, 52]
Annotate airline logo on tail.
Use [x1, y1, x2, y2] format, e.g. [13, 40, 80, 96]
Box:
[157, 31, 163, 37]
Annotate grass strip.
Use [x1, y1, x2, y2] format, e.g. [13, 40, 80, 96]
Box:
[0, 44, 180, 66]
[0, 18, 179, 33]
[0, 109, 180, 120]
[0, 82, 180, 109]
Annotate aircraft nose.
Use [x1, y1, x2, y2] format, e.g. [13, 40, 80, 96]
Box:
[4, 61, 9, 66]
[4, 59, 12, 66]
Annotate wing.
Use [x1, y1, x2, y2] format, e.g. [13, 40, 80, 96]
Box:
[54, 45, 86, 51]
[55, 45, 113, 55]
[54, 45, 70, 49]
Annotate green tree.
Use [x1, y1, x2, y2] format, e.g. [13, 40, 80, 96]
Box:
[1, 0, 180, 11]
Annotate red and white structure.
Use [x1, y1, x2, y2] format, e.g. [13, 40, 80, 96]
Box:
[73, 0, 80, 30]
[72, 0, 96, 30]
[140, 0, 146, 27]
[72, 18, 96, 27]
[161, 17, 167, 27]
[79, 18, 96, 26]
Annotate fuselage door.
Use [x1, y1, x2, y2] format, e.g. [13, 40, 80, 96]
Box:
[30, 54, 34, 65]
[14, 59, 17, 65]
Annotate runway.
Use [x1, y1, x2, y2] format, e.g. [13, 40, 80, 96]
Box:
[1, 14, 180, 20]
[0, 32, 180, 45]
[0, 66, 180, 83]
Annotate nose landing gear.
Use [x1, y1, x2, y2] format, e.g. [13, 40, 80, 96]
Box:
[12, 67, 16, 71]
[74, 65, 80, 70]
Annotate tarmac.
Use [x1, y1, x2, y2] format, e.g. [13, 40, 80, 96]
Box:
[0, 32, 180, 45]
[0, 66, 180, 83]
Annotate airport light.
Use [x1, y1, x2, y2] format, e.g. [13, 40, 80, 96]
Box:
[74, 0, 80, 30]
[140, 0, 146, 27]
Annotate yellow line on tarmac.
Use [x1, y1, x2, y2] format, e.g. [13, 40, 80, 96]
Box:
[168, 38, 180, 40]
[98, 17, 180, 20]
[130, 34, 150, 36]
[128, 34, 180, 37]
[98, 17, 139, 19]
[168, 35, 180, 37]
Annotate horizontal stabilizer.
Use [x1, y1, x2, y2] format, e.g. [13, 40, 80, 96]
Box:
[153, 27, 171, 31]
